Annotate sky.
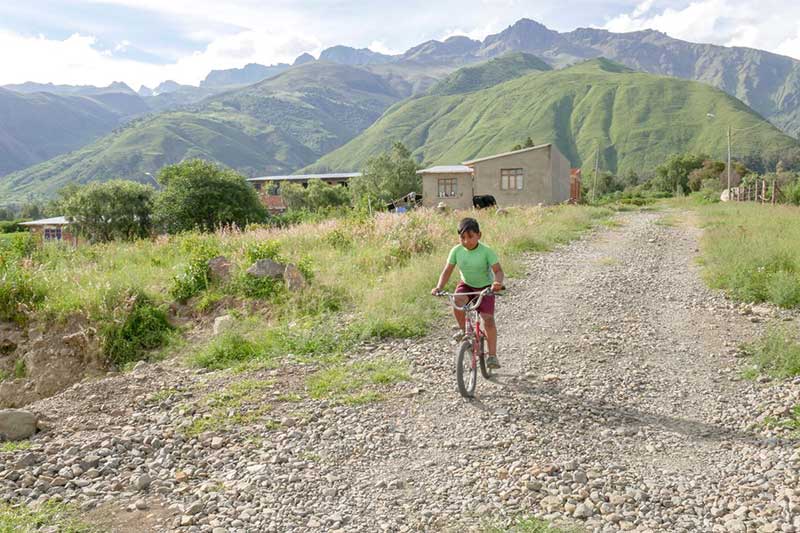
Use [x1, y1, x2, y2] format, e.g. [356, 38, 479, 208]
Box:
[1, 0, 800, 90]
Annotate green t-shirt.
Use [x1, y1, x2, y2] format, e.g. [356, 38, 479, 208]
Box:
[447, 242, 499, 288]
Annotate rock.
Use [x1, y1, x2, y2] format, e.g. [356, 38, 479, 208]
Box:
[133, 474, 152, 491]
[247, 259, 285, 279]
[213, 315, 233, 336]
[207, 256, 233, 283]
[186, 501, 203, 515]
[283, 264, 307, 291]
[573, 503, 593, 518]
[0, 409, 37, 440]
[210, 436, 224, 449]
[135, 499, 148, 510]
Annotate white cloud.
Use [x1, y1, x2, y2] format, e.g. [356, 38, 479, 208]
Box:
[0, 28, 319, 88]
[368, 41, 402, 56]
[603, 1, 800, 61]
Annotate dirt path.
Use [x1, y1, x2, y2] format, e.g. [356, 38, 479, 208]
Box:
[4, 209, 799, 533]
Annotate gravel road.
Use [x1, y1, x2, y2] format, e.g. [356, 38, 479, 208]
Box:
[2, 209, 798, 533]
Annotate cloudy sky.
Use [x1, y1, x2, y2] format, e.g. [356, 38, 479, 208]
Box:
[2, 0, 800, 90]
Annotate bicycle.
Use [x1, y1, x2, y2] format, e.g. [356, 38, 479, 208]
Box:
[434, 287, 503, 398]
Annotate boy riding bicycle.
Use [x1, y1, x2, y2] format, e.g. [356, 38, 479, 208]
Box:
[431, 217, 505, 368]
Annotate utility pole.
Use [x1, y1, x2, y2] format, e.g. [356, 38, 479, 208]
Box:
[592, 147, 599, 204]
[727, 125, 732, 195]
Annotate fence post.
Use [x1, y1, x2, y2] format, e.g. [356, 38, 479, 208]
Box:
[771, 180, 776, 205]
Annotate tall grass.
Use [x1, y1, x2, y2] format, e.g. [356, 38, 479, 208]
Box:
[697, 203, 800, 308]
[3, 206, 612, 369]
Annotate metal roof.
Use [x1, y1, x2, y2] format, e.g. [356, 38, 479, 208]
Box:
[416, 165, 473, 174]
[462, 144, 551, 165]
[20, 216, 69, 226]
[247, 173, 361, 182]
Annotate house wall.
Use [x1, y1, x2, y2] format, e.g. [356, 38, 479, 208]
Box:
[470, 147, 553, 206]
[421, 172, 474, 209]
[549, 145, 572, 203]
[27, 225, 78, 246]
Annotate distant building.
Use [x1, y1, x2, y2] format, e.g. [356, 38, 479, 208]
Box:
[247, 172, 360, 214]
[20, 216, 78, 245]
[418, 144, 571, 209]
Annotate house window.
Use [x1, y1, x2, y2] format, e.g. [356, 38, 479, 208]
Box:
[501, 168, 524, 190]
[437, 178, 458, 198]
[44, 227, 62, 241]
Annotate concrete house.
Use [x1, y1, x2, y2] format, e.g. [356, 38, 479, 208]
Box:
[20, 216, 79, 246]
[418, 144, 572, 209]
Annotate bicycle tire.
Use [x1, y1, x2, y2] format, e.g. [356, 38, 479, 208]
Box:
[478, 336, 492, 379]
[456, 339, 477, 398]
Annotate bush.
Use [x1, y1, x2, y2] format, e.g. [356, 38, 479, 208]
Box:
[154, 160, 267, 233]
[102, 293, 173, 368]
[62, 180, 155, 242]
[230, 272, 284, 299]
[169, 234, 221, 301]
[0, 233, 35, 266]
[0, 266, 46, 322]
[244, 240, 282, 264]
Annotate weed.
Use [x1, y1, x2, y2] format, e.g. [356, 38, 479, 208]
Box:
[763, 405, 800, 437]
[482, 516, 579, 533]
[276, 393, 303, 402]
[191, 332, 269, 370]
[307, 358, 410, 403]
[596, 257, 620, 267]
[0, 440, 31, 452]
[101, 292, 173, 368]
[147, 388, 180, 404]
[13, 359, 26, 379]
[742, 326, 800, 378]
[184, 379, 274, 436]
[0, 501, 97, 532]
[244, 240, 283, 264]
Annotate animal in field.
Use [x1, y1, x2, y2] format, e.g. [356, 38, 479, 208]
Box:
[472, 195, 497, 209]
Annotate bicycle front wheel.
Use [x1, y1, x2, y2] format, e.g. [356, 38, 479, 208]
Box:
[456, 339, 477, 398]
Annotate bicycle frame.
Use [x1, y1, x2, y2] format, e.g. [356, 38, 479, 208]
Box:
[440, 290, 490, 366]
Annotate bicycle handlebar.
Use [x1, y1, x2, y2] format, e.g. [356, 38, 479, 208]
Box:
[433, 286, 505, 311]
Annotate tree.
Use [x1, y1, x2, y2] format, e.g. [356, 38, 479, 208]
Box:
[63, 180, 155, 242]
[19, 203, 42, 220]
[687, 159, 725, 191]
[350, 142, 420, 205]
[154, 159, 267, 233]
[653, 153, 707, 194]
[524, 136, 535, 148]
[280, 179, 350, 211]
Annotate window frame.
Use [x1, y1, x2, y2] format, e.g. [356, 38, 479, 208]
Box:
[44, 227, 62, 241]
[437, 177, 458, 198]
[500, 168, 524, 191]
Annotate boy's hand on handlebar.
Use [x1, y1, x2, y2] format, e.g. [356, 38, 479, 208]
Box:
[431, 287, 444, 296]
[491, 281, 505, 293]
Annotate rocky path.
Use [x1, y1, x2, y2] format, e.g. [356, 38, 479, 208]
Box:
[2, 209, 799, 533]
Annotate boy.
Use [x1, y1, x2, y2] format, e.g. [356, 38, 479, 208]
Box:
[431, 217, 505, 368]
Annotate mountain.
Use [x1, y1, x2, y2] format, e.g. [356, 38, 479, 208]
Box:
[201, 63, 290, 89]
[0, 88, 149, 176]
[2, 81, 137, 96]
[293, 53, 316, 66]
[319, 46, 395, 65]
[0, 62, 404, 201]
[400, 36, 481, 65]
[309, 59, 799, 176]
[427, 52, 551, 96]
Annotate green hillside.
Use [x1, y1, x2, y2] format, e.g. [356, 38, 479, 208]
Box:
[310, 58, 800, 175]
[0, 88, 147, 176]
[427, 52, 551, 95]
[0, 63, 401, 202]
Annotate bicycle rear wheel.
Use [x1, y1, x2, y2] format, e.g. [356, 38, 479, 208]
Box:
[456, 339, 477, 398]
[478, 336, 492, 379]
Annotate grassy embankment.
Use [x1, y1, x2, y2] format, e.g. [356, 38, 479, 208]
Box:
[693, 201, 800, 381]
[1, 205, 612, 373]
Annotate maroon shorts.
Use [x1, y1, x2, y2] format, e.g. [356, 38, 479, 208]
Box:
[455, 281, 495, 316]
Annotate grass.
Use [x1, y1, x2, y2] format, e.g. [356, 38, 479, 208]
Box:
[4, 205, 614, 373]
[695, 202, 800, 308]
[0, 441, 31, 452]
[307, 358, 410, 404]
[483, 517, 580, 533]
[0, 501, 97, 532]
[763, 405, 800, 437]
[741, 326, 800, 378]
[184, 379, 274, 437]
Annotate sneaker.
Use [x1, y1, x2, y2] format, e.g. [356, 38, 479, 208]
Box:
[486, 355, 501, 369]
[452, 330, 466, 342]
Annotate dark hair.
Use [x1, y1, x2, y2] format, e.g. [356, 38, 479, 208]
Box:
[458, 217, 480, 235]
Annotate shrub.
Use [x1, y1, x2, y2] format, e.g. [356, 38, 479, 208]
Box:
[230, 272, 283, 299]
[102, 293, 173, 368]
[244, 240, 282, 264]
[169, 234, 221, 301]
[0, 266, 46, 322]
[767, 271, 800, 308]
[191, 332, 266, 370]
